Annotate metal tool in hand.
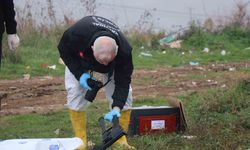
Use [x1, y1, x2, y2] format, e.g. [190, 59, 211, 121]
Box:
[92, 115, 127, 150]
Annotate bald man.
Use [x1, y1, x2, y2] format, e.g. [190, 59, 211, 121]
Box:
[58, 16, 134, 150]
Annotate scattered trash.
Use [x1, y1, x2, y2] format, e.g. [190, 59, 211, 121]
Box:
[221, 84, 226, 88]
[23, 74, 31, 80]
[48, 65, 56, 70]
[212, 81, 218, 85]
[58, 58, 65, 65]
[159, 34, 178, 44]
[181, 52, 185, 55]
[140, 46, 145, 50]
[139, 52, 152, 57]
[181, 135, 197, 140]
[189, 61, 199, 66]
[26, 66, 30, 69]
[40, 63, 49, 69]
[162, 51, 166, 54]
[202, 47, 209, 53]
[245, 47, 250, 50]
[229, 67, 236, 71]
[88, 141, 95, 147]
[193, 66, 205, 71]
[9, 86, 17, 90]
[221, 50, 226, 56]
[169, 40, 182, 48]
[159, 28, 188, 48]
[54, 129, 60, 135]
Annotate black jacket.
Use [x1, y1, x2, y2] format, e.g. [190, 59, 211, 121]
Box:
[0, 0, 17, 34]
[58, 16, 133, 109]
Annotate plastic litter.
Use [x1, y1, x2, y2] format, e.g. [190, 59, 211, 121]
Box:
[169, 40, 182, 48]
[48, 65, 56, 70]
[229, 67, 236, 71]
[159, 34, 177, 44]
[202, 47, 209, 53]
[221, 50, 226, 56]
[0, 138, 83, 150]
[189, 61, 199, 66]
[23, 74, 31, 80]
[139, 52, 152, 57]
[159, 28, 188, 45]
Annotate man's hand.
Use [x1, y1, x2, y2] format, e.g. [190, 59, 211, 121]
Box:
[8, 34, 20, 51]
[79, 73, 92, 90]
[104, 107, 121, 122]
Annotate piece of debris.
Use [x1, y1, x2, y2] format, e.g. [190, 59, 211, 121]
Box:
[221, 50, 226, 56]
[48, 65, 56, 70]
[193, 66, 205, 71]
[9, 86, 17, 90]
[221, 84, 226, 88]
[41, 63, 49, 68]
[54, 128, 60, 135]
[169, 40, 182, 48]
[229, 67, 236, 71]
[202, 47, 209, 53]
[159, 34, 177, 45]
[189, 61, 199, 66]
[139, 52, 152, 57]
[58, 58, 65, 65]
[181, 135, 197, 140]
[23, 74, 30, 80]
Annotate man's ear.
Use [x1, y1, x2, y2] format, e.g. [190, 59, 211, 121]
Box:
[91, 46, 94, 51]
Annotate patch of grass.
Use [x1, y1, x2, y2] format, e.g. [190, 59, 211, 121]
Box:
[0, 32, 64, 79]
[133, 76, 154, 85]
[133, 49, 183, 69]
[182, 79, 250, 149]
[1, 80, 250, 149]
[0, 111, 72, 139]
[1, 25, 250, 79]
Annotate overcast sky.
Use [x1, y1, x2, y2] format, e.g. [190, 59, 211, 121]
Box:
[14, 0, 250, 30]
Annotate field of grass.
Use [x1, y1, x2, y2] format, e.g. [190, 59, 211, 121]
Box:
[0, 25, 250, 79]
[0, 80, 249, 149]
[0, 23, 250, 149]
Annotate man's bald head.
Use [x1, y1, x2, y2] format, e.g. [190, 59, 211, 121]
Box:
[92, 36, 118, 65]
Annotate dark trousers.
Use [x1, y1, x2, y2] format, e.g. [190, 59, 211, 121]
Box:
[0, 33, 2, 67]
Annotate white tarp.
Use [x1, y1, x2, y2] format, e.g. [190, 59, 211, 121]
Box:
[0, 137, 83, 150]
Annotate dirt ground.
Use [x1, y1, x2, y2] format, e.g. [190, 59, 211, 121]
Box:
[0, 61, 250, 116]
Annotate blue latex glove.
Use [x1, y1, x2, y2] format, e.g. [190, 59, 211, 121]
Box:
[104, 109, 121, 122]
[79, 73, 92, 90]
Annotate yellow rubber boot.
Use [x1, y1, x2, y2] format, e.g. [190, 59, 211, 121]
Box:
[69, 109, 87, 150]
[113, 110, 136, 150]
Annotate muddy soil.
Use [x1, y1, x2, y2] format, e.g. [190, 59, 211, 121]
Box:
[0, 61, 249, 116]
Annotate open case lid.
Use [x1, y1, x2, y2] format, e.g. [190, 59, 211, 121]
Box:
[167, 97, 187, 132]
